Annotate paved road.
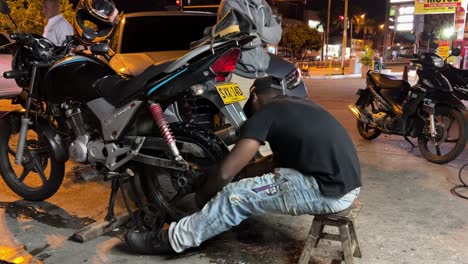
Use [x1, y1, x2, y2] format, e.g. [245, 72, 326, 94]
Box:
[0, 78, 467, 264]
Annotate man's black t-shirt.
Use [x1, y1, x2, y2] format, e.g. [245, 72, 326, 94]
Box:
[240, 95, 361, 197]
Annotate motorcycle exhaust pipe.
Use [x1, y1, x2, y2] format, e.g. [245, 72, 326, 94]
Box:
[214, 126, 238, 146]
[348, 105, 370, 124]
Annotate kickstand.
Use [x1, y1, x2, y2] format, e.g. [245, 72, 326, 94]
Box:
[105, 178, 120, 223]
[404, 136, 416, 148]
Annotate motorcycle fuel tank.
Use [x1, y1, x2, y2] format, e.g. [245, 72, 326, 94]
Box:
[41, 55, 116, 102]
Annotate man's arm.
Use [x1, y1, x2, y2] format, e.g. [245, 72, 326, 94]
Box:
[196, 138, 261, 206]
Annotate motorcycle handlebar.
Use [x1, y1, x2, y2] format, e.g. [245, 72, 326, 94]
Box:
[9, 33, 33, 43]
[3, 70, 28, 79]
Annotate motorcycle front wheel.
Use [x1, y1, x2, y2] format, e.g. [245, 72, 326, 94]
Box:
[136, 123, 229, 222]
[0, 118, 65, 201]
[418, 106, 468, 164]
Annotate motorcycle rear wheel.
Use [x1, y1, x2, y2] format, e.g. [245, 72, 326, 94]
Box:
[136, 123, 229, 222]
[0, 119, 65, 201]
[418, 106, 468, 164]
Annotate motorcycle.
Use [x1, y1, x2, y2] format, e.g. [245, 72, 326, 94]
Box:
[436, 48, 468, 101]
[348, 35, 468, 164]
[0, 0, 255, 227]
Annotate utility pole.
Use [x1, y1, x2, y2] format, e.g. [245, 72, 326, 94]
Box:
[383, 0, 390, 63]
[325, 0, 331, 61]
[341, 0, 348, 75]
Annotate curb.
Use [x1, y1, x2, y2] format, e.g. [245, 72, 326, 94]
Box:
[304, 70, 417, 80]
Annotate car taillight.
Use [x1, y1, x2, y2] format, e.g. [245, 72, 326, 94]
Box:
[211, 48, 240, 82]
[286, 67, 302, 90]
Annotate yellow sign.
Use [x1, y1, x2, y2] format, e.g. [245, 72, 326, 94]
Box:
[438, 40, 451, 59]
[215, 83, 246, 105]
[415, 0, 461, 14]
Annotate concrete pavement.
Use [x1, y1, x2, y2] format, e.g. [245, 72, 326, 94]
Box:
[0, 78, 467, 264]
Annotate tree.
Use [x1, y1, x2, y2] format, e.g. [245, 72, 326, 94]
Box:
[280, 24, 322, 59]
[0, 0, 74, 35]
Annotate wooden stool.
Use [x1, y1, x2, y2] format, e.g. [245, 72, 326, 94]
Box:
[298, 201, 362, 264]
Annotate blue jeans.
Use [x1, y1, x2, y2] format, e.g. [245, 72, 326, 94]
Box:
[168, 168, 360, 253]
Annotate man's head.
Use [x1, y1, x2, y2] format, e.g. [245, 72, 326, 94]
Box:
[42, 0, 60, 19]
[243, 76, 282, 118]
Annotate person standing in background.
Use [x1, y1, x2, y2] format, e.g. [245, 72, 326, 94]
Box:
[42, 0, 73, 46]
[217, 0, 283, 108]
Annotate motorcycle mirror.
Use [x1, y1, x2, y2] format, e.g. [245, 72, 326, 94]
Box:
[90, 41, 109, 56]
[0, 0, 10, 15]
[451, 48, 461, 57]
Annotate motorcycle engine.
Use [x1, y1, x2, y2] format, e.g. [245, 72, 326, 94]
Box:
[373, 112, 400, 132]
[66, 107, 91, 163]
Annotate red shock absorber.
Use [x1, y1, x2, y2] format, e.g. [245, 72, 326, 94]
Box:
[149, 103, 182, 160]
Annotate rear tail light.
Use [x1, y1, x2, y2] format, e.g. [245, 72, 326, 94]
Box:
[210, 48, 240, 82]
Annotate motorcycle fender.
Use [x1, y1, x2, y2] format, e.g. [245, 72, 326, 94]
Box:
[200, 90, 247, 130]
[0, 110, 68, 163]
[428, 93, 467, 112]
[35, 117, 68, 163]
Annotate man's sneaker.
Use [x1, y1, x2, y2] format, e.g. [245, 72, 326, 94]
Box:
[125, 228, 175, 255]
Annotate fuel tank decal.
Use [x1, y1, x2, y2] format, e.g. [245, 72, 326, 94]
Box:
[147, 68, 188, 96]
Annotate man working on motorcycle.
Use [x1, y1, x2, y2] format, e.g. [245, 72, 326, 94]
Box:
[125, 76, 362, 254]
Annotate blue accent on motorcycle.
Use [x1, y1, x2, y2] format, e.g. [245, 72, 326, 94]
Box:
[147, 68, 188, 96]
[49, 57, 89, 71]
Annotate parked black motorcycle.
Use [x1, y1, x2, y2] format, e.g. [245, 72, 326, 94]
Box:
[348, 46, 468, 164]
[0, 0, 255, 225]
[436, 48, 468, 101]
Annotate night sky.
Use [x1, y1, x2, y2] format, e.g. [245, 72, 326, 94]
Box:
[70, 0, 385, 23]
[309, 0, 385, 24]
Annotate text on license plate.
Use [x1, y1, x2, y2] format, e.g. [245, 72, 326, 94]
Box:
[215, 83, 246, 105]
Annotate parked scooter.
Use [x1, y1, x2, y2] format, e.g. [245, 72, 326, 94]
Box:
[348, 34, 468, 164]
[0, 0, 257, 226]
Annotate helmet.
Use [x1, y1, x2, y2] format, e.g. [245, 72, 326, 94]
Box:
[73, 0, 118, 44]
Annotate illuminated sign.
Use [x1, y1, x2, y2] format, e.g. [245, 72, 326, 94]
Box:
[390, 0, 413, 3]
[415, 0, 461, 14]
[399, 6, 415, 14]
[397, 15, 414, 23]
[396, 23, 414, 31]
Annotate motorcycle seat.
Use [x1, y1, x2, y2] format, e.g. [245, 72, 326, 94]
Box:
[369, 72, 411, 91]
[94, 61, 173, 107]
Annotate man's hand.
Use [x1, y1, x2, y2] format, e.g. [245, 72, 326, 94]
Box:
[195, 138, 261, 207]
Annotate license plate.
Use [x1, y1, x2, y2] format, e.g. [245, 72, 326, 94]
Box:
[215, 83, 246, 105]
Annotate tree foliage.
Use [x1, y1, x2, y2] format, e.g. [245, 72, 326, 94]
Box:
[359, 45, 374, 66]
[280, 24, 322, 59]
[0, 0, 74, 35]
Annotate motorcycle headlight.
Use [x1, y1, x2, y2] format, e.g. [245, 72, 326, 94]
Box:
[431, 55, 444, 68]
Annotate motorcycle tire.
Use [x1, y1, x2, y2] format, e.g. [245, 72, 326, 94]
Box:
[418, 106, 468, 164]
[137, 122, 229, 221]
[0, 118, 65, 201]
[357, 120, 382, 140]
